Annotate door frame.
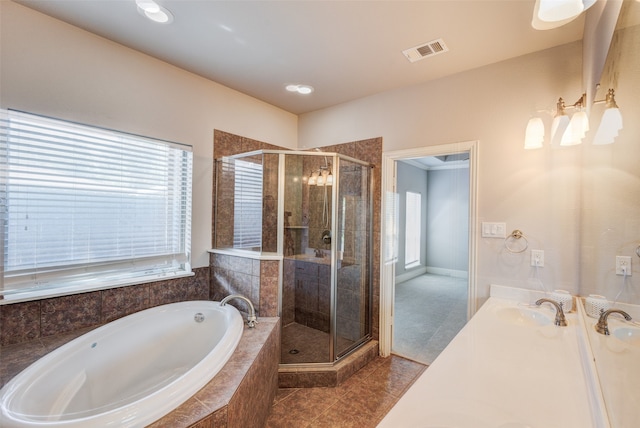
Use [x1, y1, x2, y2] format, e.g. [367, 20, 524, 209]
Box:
[379, 140, 479, 357]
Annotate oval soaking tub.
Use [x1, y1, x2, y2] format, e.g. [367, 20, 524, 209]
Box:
[0, 300, 244, 428]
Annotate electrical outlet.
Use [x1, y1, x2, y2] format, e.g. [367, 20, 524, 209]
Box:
[531, 249, 544, 267]
[616, 256, 632, 276]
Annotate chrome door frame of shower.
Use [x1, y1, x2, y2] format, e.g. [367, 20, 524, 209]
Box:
[222, 149, 374, 367]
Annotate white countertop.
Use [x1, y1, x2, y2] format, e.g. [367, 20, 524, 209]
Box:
[378, 292, 598, 428]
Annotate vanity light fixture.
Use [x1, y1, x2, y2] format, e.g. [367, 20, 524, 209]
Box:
[549, 98, 570, 146]
[136, 0, 173, 24]
[561, 94, 588, 146]
[532, 0, 596, 30]
[593, 89, 623, 145]
[524, 89, 623, 149]
[286, 84, 315, 95]
[307, 166, 332, 186]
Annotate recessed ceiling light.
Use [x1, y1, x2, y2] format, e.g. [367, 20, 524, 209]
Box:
[286, 84, 314, 95]
[136, 0, 160, 13]
[136, 0, 173, 24]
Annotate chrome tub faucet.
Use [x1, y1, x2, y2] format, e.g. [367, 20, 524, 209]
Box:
[220, 294, 258, 328]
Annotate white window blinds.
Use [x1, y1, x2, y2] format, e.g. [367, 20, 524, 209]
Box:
[405, 191, 421, 268]
[0, 110, 192, 302]
[232, 158, 263, 250]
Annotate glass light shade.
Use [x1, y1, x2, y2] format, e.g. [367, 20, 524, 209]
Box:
[537, 0, 584, 23]
[524, 118, 545, 149]
[550, 114, 570, 146]
[561, 111, 589, 146]
[593, 107, 623, 145]
[316, 172, 325, 186]
[325, 172, 333, 186]
[308, 172, 318, 185]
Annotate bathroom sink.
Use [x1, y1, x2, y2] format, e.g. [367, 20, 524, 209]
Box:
[612, 326, 640, 346]
[496, 307, 552, 327]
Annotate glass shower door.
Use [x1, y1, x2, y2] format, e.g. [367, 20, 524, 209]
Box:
[334, 157, 372, 358]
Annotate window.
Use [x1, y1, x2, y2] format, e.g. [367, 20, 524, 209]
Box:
[0, 110, 193, 302]
[405, 191, 421, 268]
[232, 158, 263, 250]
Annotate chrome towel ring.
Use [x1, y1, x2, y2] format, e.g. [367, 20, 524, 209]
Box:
[636, 244, 640, 258]
[505, 229, 529, 253]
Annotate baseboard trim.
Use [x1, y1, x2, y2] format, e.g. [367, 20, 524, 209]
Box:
[395, 266, 428, 284]
[396, 266, 468, 284]
[425, 266, 468, 279]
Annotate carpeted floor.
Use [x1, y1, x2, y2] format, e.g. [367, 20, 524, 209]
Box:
[392, 273, 468, 365]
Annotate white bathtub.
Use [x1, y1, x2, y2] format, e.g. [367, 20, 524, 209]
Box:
[0, 300, 244, 428]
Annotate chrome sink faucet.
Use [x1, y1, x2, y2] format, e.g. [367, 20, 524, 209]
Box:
[596, 308, 632, 335]
[535, 298, 567, 326]
[220, 294, 258, 328]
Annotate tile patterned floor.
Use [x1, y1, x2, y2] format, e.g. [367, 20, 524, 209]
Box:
[266, 355, 427, 428]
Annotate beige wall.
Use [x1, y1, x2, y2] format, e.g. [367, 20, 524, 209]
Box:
[298, 25, 640, 306]
[3, 1, 638, 306]
[0, 2, 298, 269]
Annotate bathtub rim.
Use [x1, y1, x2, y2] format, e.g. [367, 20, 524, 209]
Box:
[0, 300, 245, 428]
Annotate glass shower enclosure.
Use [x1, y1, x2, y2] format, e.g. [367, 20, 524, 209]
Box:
[215, 150, 373, 365]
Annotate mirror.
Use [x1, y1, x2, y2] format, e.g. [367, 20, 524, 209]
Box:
[580, 1, 640, 305]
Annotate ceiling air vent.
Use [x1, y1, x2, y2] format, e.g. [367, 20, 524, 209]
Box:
[402, 38, 448, 63]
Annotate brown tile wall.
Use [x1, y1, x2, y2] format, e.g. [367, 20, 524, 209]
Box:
[0, 267, 210, 347]
[210, 253, 279, 318]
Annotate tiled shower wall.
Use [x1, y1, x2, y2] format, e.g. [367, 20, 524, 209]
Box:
[212, 130, 382, 341]
[209, 253, 280, 318]
[0, 267, 210, 347]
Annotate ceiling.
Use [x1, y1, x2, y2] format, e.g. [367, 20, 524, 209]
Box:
[15, 0, 589, 115]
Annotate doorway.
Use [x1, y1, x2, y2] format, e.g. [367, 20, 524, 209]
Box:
[379, 141, 478, 361]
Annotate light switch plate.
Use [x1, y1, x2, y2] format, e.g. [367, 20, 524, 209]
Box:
[481, 222, 506, 238]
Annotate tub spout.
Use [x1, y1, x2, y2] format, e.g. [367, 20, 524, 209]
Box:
[535, 298, 567, 326]
[220, 294, 258, 328]
[596, 308, 632, 335]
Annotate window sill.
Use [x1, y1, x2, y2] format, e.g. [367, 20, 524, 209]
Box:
[1, 271, 194, 306]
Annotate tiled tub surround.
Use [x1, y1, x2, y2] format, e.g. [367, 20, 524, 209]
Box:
[379, 285, 603, 428]
[0, 267, 211, 348]
[1, 316, 280, 428]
